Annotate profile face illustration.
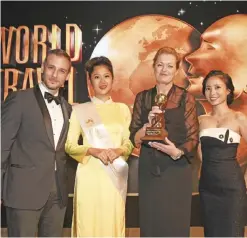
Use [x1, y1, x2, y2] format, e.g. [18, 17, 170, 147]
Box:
[186, 14, 247, 100]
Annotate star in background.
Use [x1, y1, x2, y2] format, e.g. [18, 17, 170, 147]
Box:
[178, 8, 186, 16]
[92, 25, 102, 35]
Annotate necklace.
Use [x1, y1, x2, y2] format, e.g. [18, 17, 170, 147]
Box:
[213, 110, 232, 127]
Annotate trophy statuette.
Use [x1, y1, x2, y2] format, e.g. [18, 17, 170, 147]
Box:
[141, 93, 169, 142]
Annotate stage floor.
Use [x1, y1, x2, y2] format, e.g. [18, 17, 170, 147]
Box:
[1, 227, 247, 237]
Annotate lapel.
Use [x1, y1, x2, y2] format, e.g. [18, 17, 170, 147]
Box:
[33, 85, 55, 148]
[56, 97, 70, 151]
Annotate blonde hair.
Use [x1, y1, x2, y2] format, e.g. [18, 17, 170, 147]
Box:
[153, 46, 180, 69]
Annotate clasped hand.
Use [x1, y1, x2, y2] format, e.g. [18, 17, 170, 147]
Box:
[89, 148, 123, 165]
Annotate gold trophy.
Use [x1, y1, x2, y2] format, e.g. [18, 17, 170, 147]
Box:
[142, 93, 168, 142]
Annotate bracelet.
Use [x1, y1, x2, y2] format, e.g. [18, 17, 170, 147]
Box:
[171, 149, 184, 160]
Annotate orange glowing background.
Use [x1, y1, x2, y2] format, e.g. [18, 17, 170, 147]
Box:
[89, 14, 247, 186]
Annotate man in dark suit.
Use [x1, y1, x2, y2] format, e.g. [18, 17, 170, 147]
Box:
[1, 49, 72, 237]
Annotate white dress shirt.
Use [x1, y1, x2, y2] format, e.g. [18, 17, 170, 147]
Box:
[39, 82, 64, 150]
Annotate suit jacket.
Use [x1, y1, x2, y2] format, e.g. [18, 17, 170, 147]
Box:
[1, 85, 72, 210]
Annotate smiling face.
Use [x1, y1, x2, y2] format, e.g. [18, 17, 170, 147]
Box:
[42, 54, 70, 92]
[153, 53, 178, 86]
[204, 76, 230, 107]
[90, 65, 113, 98]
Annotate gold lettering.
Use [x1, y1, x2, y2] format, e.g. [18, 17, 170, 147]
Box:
[33, 25, 47, 63]
[22, 68, 35, 89]
[36, 67, 42, 83]
[3, 68, 20, 100]
[16, 26, 30, 64]
[66, 24, 82, 62]
[50, 24, 61, 49]
[0, 27, 16, 64]
[2, 67, 76, 102]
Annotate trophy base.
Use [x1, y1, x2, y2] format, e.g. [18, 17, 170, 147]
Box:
[141, 136, 167, 143]
[141, 127, 168, 143]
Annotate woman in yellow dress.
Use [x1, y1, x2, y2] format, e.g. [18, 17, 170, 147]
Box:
[65, 56, 133, 237]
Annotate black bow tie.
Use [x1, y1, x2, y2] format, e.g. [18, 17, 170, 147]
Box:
[44, 92, 61, 105]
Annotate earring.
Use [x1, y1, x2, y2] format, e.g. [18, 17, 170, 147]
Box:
[244, 85, 247, 94]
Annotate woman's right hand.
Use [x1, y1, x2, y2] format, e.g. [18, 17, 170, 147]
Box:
[88, 148, 109, 165]
[148, 106, 163, 125]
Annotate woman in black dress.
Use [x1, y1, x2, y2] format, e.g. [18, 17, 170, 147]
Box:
[198, 70, 247, 237]
[129, 46, 199, 237]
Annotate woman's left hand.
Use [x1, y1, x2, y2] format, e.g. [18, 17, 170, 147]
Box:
[106, 148, 123, 163]
[148, 137, 181, 157]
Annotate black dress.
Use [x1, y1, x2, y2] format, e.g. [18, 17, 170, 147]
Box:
[130, 85, 199, 237]
[199, 128, 246, 237]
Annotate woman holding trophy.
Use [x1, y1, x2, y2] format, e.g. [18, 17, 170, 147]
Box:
[130, 46, 199, 237]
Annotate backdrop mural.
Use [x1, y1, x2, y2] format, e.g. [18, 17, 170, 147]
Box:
[1, 1, 247, 227]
